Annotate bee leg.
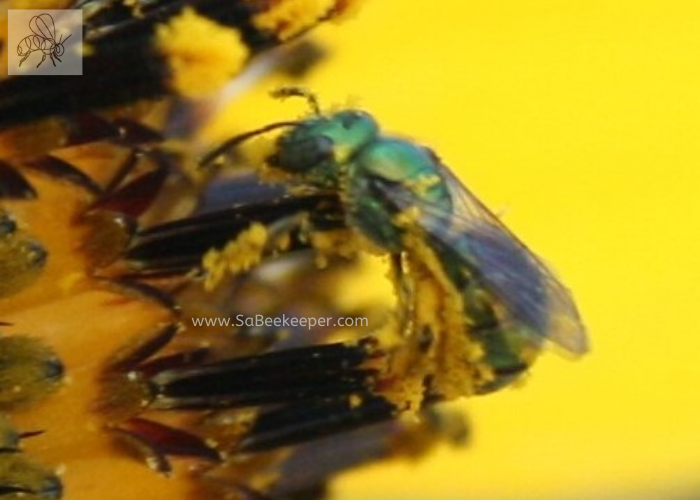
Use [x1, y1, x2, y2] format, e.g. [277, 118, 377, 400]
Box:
[389, 253, 415, 337]
[18, 53, 30, 67]
[49, 54, 56, 67]
[36, 54, 46, 68]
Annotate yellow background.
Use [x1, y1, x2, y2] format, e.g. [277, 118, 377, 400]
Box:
[216, 1, 700, 499]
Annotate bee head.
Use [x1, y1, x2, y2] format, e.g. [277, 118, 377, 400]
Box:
[269, 110, 379, 185]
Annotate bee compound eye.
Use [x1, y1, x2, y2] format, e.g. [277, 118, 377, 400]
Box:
[340, 113, 359, 129]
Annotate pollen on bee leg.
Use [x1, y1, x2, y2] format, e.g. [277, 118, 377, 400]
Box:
[308, 229, 381, 269]
[155, 8, 250, 98]
[202, 223, 269, 291]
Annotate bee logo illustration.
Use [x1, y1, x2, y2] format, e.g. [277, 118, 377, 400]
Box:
[16, 14, 72, 68]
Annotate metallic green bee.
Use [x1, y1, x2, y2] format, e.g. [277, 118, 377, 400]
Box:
[204, 88, 588, 396]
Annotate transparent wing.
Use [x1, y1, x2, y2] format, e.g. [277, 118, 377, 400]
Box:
[372, 162, 588, 356]
[29, 14, 56, 40]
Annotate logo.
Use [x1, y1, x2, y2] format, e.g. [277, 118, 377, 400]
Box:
[17, 14, 72, 68]
[7, 10, 83, 76]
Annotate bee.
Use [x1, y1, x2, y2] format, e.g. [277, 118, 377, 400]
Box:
[16, 14, 72, 68]
[203, 88, 588, 398]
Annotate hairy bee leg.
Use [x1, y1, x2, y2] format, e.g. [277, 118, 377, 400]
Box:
[147, 341, 379, 410]
[237, 395, 397, 453]
[389, 253, 417, 338]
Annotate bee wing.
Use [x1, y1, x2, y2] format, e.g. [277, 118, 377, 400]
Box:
[372, 162, 588, 356]
[30, 14, 56, 40]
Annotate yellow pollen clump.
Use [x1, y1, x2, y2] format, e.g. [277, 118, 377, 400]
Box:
[202, 223, 269, 291]
[309, 228, 381, 268]
[393, 207, 422, 229]
[155, 8, 250, 98]
[250, 0, 337, 41]
[399, 233, 488, 400]
[405, 174, 442, 197]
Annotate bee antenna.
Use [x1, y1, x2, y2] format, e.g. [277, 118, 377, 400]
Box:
[199, 121, 299, 168]
[271, 86, 321, 116]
